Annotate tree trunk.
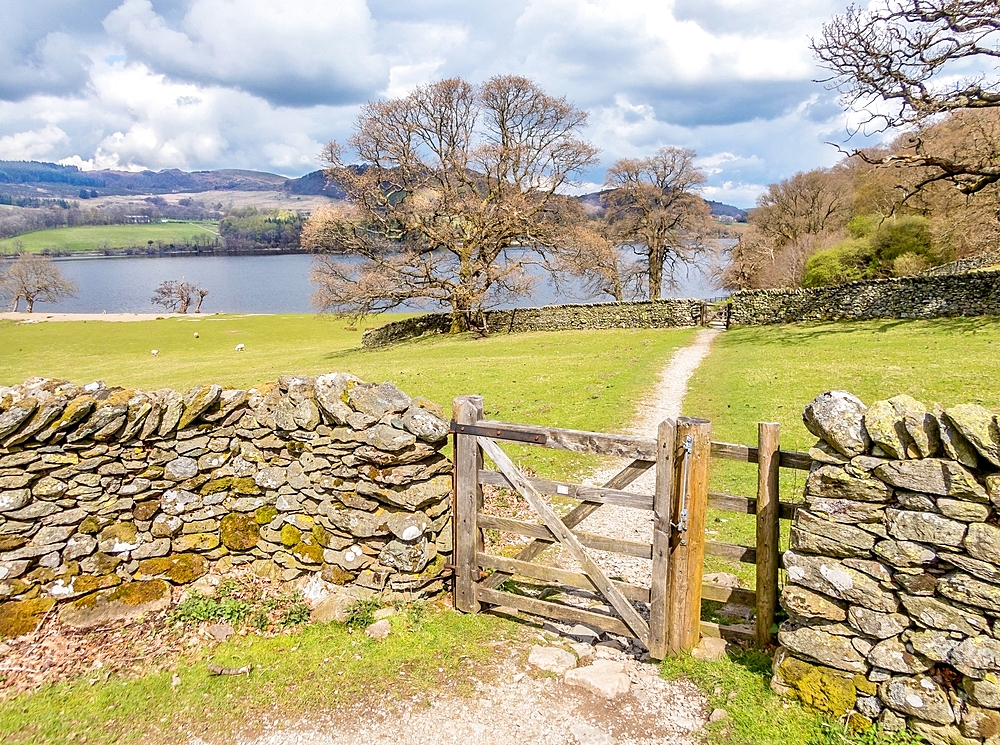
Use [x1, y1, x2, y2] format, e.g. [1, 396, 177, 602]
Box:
[178, 296, 190, 314]
[25, 295, 34, 313]
[195, 294, 205, 313]
[8, 296, 19, 312]
[648, 244, 664, 301]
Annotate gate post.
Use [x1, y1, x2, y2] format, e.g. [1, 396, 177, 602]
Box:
[452, 395, 484, 613]
[756, 422, 781, 646]
[666, 417, 711, 654]
[648, 418, 676, 660]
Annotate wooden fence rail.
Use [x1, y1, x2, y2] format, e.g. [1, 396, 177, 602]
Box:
[450, 396, 812, 656]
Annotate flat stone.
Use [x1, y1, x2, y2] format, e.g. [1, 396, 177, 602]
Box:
[0, 489, 31, 513]
[790, 510, 875, 556]
[848, 607, 909, 639]
[944, 404, 1000, 467]
[131, 538, 171, 560]
[691, 636, 730, 661]
[879, 676, 954, 725]
[177, 385, 222, 430]
[771, 647, 858, 716]
[958, 704, 1000, 741]
[528, 645, 577, 675]
[802, 496, 886, 524]
[164, 457, 198, 481]
[901, 595, 989, 637]
[963, 676, 1000, 708]
[364, 424, 416, 452]
[384, 510, 430, 541]
[951, 636, 1000, 678]
[936, 498, 990, 522]
[802, 391, 869, 457]
[162, 489, 202, 515]
[780, 584, 848, 621]
[254, 467, 286, 490]
[313, 373, 359, 425]
[866, 638, 932, 674]
[347, 382, 411, 419]
[206, 622, 234, 642]
[172, 532, 220, 552]
[805, 465, 893, 503]
[564, 659, 631, 699]
[365, 618, 391, 640]
[886, 509, 967, 547]
[938, 572, 1000, 614]
[356, 476, 451, 511]
[910, 721, 980, 745]
[964, 522, 1000, 564]
[59, 579, 171, 631]
[890, 395, 940, 459]
[936, 406, 981, 468]
[873, 539, 937, 568]
[32, 476, 67, 499]
[63, 534, 98, 561]
[908, 631, 959, 663]
[400, 407, 449, 443]
[778, 623, 867, 673]
[938, 551, 1000, 585]
[152, 514, 183, 537]
[875, 459, 987, 501]
[783, 551, 898, 613]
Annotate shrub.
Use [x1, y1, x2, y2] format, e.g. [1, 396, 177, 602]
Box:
[870, 216, 935, 265]
[802, 239, 873, 287]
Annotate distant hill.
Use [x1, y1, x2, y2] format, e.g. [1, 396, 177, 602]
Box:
[284, 170, 346, 199]
[577, 189, 748, 222]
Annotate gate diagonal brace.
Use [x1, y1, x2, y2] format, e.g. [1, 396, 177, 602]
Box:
[450, 422, 548, 445]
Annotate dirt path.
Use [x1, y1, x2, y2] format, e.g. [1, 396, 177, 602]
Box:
[215, 330, 721, 745]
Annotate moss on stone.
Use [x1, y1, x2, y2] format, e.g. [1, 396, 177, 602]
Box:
[418, 553, 446, 579]
[99, 522, 137, 544]
[107, 579, 171, 606]
[0, 598, 56, 638]
[220, 512, 260, 551]
[137, 554, 208, 584]
[280, 524, 302, 547]
[255, 505, 278, 525]
[776, 652, 857, 716]
[291, 536, 324, 564]
[232, 477, 261, 495]
[312, 524, 332, 547]
[321, 564, 355, 585]
[201, 477, 233, 495]
[78, 516, 101, 534]
[286, 441, 307, 456]
[853, 675, 877, 696]
[71, 574, 121, 594]
[0, 535, 28, 552]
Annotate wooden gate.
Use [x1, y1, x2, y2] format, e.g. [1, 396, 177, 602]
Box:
[699, 301, 730, 329]
[450, 395, 811, 657]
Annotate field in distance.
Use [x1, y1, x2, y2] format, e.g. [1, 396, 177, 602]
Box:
[0, 221, 220, 253]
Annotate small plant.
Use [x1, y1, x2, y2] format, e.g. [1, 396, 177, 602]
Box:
[170, 591, 253, 626]
[279, 602, 311, 627]
[344, 596, 383, 630]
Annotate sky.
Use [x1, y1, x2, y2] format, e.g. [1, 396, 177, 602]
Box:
[0, 0, 876, 208]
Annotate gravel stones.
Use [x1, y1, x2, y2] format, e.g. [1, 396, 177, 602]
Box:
[564, 659, 631, 699]
[528, 645, 578, 675]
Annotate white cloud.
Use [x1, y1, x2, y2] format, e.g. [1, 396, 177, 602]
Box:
[0, 124, 69, 160]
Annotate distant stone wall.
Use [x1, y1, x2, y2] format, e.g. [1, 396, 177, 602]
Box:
[0, 374, 452, 636]
[728, 270, 1000, 326]
[922, 254, 1000, 277]
[774, 390, 1000, 742]
[362, 299, 704, 347]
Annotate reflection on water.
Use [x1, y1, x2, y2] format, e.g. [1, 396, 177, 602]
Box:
[14, 250, 727, 315]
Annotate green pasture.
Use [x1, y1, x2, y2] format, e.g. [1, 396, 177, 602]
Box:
[0, 221, 219, 253]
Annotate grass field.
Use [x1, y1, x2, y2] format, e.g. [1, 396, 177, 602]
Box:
[0, 314, 694, 478]
[0, 221, 220, 253]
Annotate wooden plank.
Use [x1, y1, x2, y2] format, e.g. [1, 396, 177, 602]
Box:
[478, 515, 654, 559]
[478, 470, 653, 511]
[756, 422, 781, 647]
[648, 418, 675, 660]
[477, 586, 632, 637]
[478, 458, 653, 593]
[710, 441, 811, 471]
[705, 540, 757, 563]
[667, 418, 712, 654]
[477, 419, 657, 460]
[699, 620, 756, 642]
[702, 582, 757, 607]
[477, 436, 651, 644]
[707, 492, 798, 520]
[477, 552, 651, 603]
[452, 396, 484, 613]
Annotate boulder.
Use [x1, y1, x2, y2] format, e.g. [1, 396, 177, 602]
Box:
[564, 659, 631, 699]
[783, 551, 899, 613]
[59, 580, 172, 630]
[780, 585, 848, 621]
[802, 391, 869, 457]
[864, 399, 912, 459]
[879, 676, 954, 725]
[777, 623, 868, 673]
[886, 510, 967, 548]
[805, 465, 893, 503]
[937, 572, 1000, 614]
[963, 522, 1000, 564]
[866, 638, 932, 674]
[847, 607, 909, 639]
[528, 645, 578, 675]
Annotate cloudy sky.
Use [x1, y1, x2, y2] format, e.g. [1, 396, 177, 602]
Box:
[0, 0, 872, 207]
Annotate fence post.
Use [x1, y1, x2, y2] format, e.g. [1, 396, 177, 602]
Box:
[452, 395, 484, 613]
[648, 418, 676, 660]
[756, 422, 781, 646]
[666, 417, 712, 654]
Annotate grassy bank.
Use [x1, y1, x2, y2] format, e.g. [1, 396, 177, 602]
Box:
[0, 222, 219, 253]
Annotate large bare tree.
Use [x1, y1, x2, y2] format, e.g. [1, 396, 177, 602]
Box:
[0, 254, 77, 312]
[305, 76, 598, 332]
[601, 148, 713, 300]
[814, 0, 1000, 194]
[151, 280, 209, 314]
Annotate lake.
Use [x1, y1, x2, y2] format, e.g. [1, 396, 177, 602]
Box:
[6, 251, 728, 314]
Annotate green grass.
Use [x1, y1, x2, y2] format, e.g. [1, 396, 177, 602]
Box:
[684, 316, 1000, 579]
[0, 605, 517, 745]
[0, 315, 694, 478]
[0, 221, 220, 253]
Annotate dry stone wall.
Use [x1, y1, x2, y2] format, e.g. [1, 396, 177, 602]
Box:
[0, 374, 452, 636]
[775, 390, 1000, 742]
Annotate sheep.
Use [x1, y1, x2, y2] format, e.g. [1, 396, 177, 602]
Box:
[235, 343, 245, 352]
[193, 332, 199, 338]
[151, 350, 159, 356]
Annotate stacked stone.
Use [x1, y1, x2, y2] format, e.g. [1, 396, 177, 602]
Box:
[0, 373, 451, 635]
[773, 390, 1000, 744]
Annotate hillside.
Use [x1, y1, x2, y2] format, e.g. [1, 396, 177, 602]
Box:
[577, 189, 747, 221]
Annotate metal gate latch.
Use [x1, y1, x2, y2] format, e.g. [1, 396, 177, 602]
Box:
[672, 434, 694, 545]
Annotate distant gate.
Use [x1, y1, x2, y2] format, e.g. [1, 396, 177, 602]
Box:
[450, 395, 811, 657]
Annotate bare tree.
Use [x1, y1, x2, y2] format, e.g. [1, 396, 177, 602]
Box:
[151, 280, 208, 314]
[553, 221, 642, 302]
[814, 0, 1000, 194]
[305, 76, 598, 332]
[0, 253, 77, 312]
[602, 148, 713, 300]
